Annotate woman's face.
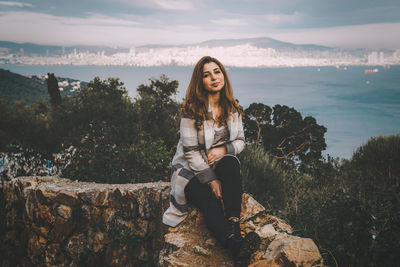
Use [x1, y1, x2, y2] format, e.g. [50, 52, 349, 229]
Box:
[202, 62, 225, 94]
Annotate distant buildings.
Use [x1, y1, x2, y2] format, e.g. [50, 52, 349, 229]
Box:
[1, 44, 400, 67]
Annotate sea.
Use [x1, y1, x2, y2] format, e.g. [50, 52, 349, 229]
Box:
[2, 64, 400, 159]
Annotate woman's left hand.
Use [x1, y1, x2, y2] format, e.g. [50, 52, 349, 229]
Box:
[208, 146, 226, 166]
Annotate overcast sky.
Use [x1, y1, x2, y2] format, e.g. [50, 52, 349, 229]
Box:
[0, 0, 399, 49]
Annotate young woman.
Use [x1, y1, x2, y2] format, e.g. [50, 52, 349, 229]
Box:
[163, 56, 260, 264]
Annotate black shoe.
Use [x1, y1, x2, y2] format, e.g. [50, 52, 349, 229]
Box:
[228, 217, 242, 239]
[237, 232, 261, 260]
[225, 231, 261, 266]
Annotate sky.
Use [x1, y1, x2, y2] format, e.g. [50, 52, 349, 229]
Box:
[0, 0, 399, 49]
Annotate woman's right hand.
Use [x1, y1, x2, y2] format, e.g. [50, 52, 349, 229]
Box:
[209, 179, 222, 199]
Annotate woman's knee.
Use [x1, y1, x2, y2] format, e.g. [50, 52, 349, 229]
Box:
[186, 180, 223, 209]
[216, 155, 241, 176]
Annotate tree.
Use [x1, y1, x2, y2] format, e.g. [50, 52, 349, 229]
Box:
[0, 99, 11, 151]
[135, 74, 180, 151]
[49, 76, 174, 183]
[47, 73, 61, 107]
[243, 103, 272, 145]
[0, 100, 48, 153]
[50, 77, 138, 148]
[340, 135, 400, 265]
[243, 103, 327, 168]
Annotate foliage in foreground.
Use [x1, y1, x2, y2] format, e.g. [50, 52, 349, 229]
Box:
[1, 75, 179, 183]
[240, 135, 400, 267]
[243, 102, 327, 171]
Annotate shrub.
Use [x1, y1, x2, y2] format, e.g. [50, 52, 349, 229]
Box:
[239, 144, 289, 212]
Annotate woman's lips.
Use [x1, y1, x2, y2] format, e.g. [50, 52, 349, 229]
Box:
[212, 82, 220, 87]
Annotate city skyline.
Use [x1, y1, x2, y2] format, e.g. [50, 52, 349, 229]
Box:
[0, 0, 399, 49]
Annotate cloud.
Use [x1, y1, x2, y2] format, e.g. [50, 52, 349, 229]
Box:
[0, 1, 32, 7]
[62, 13, 141, 27]
[0, 11, 141, 28]
[0, 11, 256, 46]
[114, 0, 195, 11]
[269, 23, 400, 49]
[264, 12, 301, 24]
[153, 0, 194, 11]
[0, 5, 398, 49]
[210, 18, 247, 26]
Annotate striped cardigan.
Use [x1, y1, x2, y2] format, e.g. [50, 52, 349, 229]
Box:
[162, 107, 245, 227]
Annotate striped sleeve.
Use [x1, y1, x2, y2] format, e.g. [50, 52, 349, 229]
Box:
[180, 116, 217, 184]
[225, 114, 246, 155]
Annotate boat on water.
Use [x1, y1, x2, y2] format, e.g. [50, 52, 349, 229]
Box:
[364, 68, 379, 74]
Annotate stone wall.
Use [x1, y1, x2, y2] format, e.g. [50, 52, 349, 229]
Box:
[1, 176, 323, 266]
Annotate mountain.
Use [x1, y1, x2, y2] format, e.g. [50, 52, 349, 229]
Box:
[0, 69, 85, 104]
[0, 41, 128, 57]
[137, 37, 333, 51]
[198, 37, 333, 51]
[0, 37, 334, 57]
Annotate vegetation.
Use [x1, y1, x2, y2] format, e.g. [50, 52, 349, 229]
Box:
[239, 136, 400, 266]
[134, 74, 180, 151]
[0, 70, 398, 266]
[0, 68, 83, 104]
[47, 73, 62, 107]
[243, 102, 327, 171]
[1, 74, 177, 183]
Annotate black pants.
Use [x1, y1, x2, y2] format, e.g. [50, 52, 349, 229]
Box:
[184, 155, 242, 244]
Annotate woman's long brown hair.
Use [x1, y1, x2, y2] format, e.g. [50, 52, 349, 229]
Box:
[182, 56, 243, 129]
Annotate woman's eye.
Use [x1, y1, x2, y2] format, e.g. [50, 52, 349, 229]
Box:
[203, 74, 208, 78]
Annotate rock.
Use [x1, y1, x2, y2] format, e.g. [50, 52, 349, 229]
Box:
[54, 191, 80, 206]
[48, 216, 75, 243]
[66, 234, 87, 259]
[159, 208, 234, 267]
[241, 193, 265, 222]
[1, 176, 322, 267]
[283, 238, 322, 266]
[262, 234, 322, 266]
[193, 245, 210, 256]
[158, 193, 302, 267]
[92, 231, 107, 253]
[256, 224, 278, 241]
[45, 243, 67, 266]
[159, 192, 322, 267]
[264, 214, 293, 234]
[28, 233, 47, 256]
[36, 187, 57, 204]
[57, 204, 72, 219]
[205, 238, 216, 247]
[39, 204, 56, 225]
[249, 258, 281, 267]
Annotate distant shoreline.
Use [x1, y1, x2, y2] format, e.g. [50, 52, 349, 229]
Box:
[2, 63, 400, 68]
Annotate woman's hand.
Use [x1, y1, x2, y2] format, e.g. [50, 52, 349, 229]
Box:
[208, 146, 226, 166]
[209, 179, 222, 199]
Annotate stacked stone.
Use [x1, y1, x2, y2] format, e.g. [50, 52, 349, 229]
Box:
[1, 176, 170, 267]
[1, 176, 323, 266]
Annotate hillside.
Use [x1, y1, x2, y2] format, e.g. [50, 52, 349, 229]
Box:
[0, 68, 85, 104]
[0, 41, 127, 57]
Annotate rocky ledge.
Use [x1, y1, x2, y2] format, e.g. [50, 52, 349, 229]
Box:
[1, 176, 323, 266]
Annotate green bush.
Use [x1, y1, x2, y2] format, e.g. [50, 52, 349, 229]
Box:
[0, 98, 49, 153]
[62, 134, 172, 183]
[340, 135, 400, 266]
[280, 135, 400, 266]
[55, 76, 177, 183]
[239, 144, 290, 213]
